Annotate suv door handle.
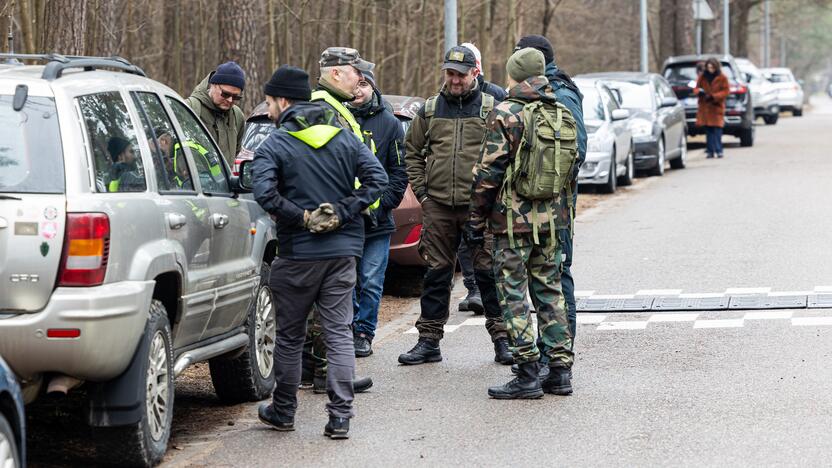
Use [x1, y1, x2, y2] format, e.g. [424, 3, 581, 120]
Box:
[212, 213, 229, 229]
[167, 213, 187, 230]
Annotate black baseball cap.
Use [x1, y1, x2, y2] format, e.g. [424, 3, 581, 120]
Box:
[442, 46, 477, 73]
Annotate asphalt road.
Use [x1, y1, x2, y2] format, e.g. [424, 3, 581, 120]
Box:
[28, 98, 832, 467]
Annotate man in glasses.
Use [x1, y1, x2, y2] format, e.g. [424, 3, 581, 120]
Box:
[186, 61, 246, 166]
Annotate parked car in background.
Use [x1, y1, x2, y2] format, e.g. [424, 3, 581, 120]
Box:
[233, 100, 271, 175]
[0, 356, 25, 468]
[662, 54, 755, 147]
[0, 54, 277, 466]
[574, 78, 634, 193]
[581, 71, 687, 175]
[735, 58, 780, 125]
[762, 67, 805, 116]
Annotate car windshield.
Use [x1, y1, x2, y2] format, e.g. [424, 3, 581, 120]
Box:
[767, 73, 792, 83]
[0, 95, 65, 194]
[241, 119, 276, 152]
[580, 88, 605, 122]
[664, 63, 735, 84]
[608, 81, 653, 111]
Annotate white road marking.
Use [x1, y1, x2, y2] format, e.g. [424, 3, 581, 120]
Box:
[648, 313, 699, 322]
[636, 289, 683, 296]
[678, 293, 725, 298]
[814, 286, 832, 293]
[404, 324, 461, 334]
[460, 317, 486, 326]
[768, 291, 814, 296]
[694, 319, 745, 329]
[590, 294, 636, 300]
[725, 287, 771, 295]
[575, 290, 595, 297]
[744, 311, 793, 320]
[792, 317, 832, 326]
[597, 321, 649, 330]
[577, 314, 607, 324]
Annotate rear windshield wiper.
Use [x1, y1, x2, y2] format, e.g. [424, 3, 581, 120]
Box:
[0, 194, 23, 200]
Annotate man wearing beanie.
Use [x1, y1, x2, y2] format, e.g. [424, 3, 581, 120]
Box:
[401, 45, 511, 367]
[186, 61, 246, 166]
[466, 48, 576, 399]
[252, 65, 387, 439]
[515, 34, 586, 371]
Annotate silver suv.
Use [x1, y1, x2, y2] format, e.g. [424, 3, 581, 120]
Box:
[0, 54, 277, 466]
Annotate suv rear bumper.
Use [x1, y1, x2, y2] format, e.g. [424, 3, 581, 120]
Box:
[0, 281, 154, 381]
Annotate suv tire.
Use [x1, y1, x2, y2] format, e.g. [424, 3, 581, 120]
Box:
[599, 151, 617, 194]
[739, 127, 754, 147]
[763, 114, 778, 125]
[209, 262, 276, 403]
[649, 138, 666, 176]
[793, 108, 803, 117]
[670, 134, 687, 169]
[0, 412, 20, 468]
[94, 300, 174, 467]
[618, 144, 634, 186]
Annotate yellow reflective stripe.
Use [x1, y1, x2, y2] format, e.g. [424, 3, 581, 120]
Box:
[174, 140, 221, 178]
[108, 180, 119, 192]
[311, 90, 363, 141]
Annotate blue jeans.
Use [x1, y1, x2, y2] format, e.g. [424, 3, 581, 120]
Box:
[352, 234, 392, 339]
[705, 126, 723, 156]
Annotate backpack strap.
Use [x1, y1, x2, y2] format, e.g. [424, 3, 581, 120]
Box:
[480, 94, 495, 119]
[421, 95, 439, 157]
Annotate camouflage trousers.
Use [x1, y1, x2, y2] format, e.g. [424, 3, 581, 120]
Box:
[304, 307, 327, 378]
[492, 232, 574, 367]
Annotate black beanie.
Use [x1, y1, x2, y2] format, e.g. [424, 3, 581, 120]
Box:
[264, 65, 311, 101]
[516, 35, 555, 64]
[107, 136, 130, 162]
[209, 61, 246, 91]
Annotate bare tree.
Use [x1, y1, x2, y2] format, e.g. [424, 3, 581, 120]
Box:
[217, 0, 266, 112]
[41, 0, 87, 55]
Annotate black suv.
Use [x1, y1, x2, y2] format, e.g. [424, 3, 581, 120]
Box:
[662, 54, 755, 147]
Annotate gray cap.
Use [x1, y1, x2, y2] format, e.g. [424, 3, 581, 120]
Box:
[319, 47, 375, 73]
[442, 46, 477, 74]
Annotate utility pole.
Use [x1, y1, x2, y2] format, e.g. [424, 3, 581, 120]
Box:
[780, 36, 786, 67]
[763, 0, 771, 67]
[723, 0, 730, 55]
[640, 0, 648, 72]
[693, 0, 714, 55]
[444, 0, 457, 55]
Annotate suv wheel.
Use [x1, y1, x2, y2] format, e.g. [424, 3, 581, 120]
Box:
[793, 108, 803, 117]
[763, 114, 779, 125]
[599, 150, 617, 194]
[209, 261, 276, 403]
[94, 300, 174, 467]
[739, 126, 754, 147]
[670, 134, 687, 169]
[649, 138, 666, 176]
[0, 412, 20, 468]
[618, 144, 634, 186]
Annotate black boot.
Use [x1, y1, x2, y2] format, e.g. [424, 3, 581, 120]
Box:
[258, 403, 294, 431]
[354, 333, 373, 358]
[493, 338, 513, 365]
[313, 375, 374, 394]
[511, 362, 555, 379]
[398, 337, 442, 365]
[541, 366, 573, 395]
[324, 416, 350, 439]
[487, 362, 544, 399]
[459, 289, 483, 314]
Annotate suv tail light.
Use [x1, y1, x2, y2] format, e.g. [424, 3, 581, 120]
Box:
[233, 158, 242, 176]
[404, 224, 422, 244]
[730, 84, 748, 94]
[58, 213, 110, 286]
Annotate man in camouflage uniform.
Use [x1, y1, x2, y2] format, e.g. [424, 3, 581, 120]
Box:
[466, 48, 574, 399]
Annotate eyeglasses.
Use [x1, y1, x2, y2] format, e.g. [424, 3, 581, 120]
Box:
[357, 80, 371, 88]
[219, 88, 244, 102]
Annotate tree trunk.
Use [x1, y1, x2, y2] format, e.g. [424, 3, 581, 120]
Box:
[218, 0, 265, 112]
[41, 0, 86, 55]
[18, 0, 36, 54]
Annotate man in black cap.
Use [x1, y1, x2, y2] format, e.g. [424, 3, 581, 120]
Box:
[400, 46, 511, 367]
[252, 65, 388, 439]
[186, 61, 246, 165]
[511, 35, 586, 381]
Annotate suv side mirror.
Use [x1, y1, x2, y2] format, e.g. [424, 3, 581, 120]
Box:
[611, 108, 630, 121]
[235, 160, 254, 193]
[660, 96, 679, 108]
[744, 72, 753, 83]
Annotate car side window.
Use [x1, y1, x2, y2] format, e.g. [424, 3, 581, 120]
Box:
[602, 89, 618, 113]
[77, 92, 147, 193]
[660, 80, 676, 99]
[165, 97, 230, 194]
[131, 92, 195, 192]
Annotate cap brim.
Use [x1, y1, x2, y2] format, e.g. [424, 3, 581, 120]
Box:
[352, 59, 375, 74]
[442, 63, 473, 73]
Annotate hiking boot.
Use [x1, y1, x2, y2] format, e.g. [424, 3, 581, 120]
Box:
[541, 366, 573, 395]
[488, 362, 543, 399]
[313, 375, 374, 394]
[354, 334, 373, 358]
[511, 363, 562, 380]
[324, 416, 350, 439]
[493, 338, 513, 365]
[398, 337, 442, 365]
[459, 289, 484, 314]
[258, 403, 294, 431]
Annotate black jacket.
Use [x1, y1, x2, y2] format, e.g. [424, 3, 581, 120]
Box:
[477, 75, 508, 102]
[252, 101, 388, 260]
[350, 90, 408, 238]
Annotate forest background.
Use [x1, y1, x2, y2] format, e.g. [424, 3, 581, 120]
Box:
[2, 0, 832, 113]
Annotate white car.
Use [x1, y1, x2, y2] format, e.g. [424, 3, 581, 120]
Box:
[574, 78, 634, 194]
[762, 67, 805, 116]
[736, 58, 780, 124]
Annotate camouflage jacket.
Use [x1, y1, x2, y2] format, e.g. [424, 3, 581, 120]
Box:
[468, 76, 571, 236]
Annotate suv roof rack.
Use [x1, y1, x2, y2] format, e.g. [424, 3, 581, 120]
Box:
[0, 53, 146, 80]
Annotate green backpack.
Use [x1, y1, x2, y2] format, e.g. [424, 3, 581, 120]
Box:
[501, 98, 578, 246]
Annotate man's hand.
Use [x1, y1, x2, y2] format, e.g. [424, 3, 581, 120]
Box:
[307, 203, 341, 233]
[463, 223, 485, 248]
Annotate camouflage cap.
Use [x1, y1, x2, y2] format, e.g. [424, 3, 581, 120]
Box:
[442, 46, 477, 73]
[319, 47, 375, 73]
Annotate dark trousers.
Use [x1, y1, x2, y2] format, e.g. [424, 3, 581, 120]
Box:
[270, 257, 356, 419]
[457, 241, 478, 293]
[415, 199, 506, 341]
[705, 126, 723, 156]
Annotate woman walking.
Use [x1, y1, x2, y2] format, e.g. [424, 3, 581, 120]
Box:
[695, 58, 730, 158]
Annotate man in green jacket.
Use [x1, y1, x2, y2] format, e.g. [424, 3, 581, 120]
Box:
[186, 61, 246, 166]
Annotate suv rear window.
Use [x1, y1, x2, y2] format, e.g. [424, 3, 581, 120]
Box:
[664, 62, 735, 84]
[0, 95, 64, 193]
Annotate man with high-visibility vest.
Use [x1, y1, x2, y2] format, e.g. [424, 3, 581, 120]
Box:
[106, 136, 144, 192]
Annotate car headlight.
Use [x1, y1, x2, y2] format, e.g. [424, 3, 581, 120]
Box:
[586, 134, 612, 153]
[628, 119, 653, 138]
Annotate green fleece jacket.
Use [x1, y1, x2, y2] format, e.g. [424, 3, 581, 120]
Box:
[185, 73, 245, 165]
